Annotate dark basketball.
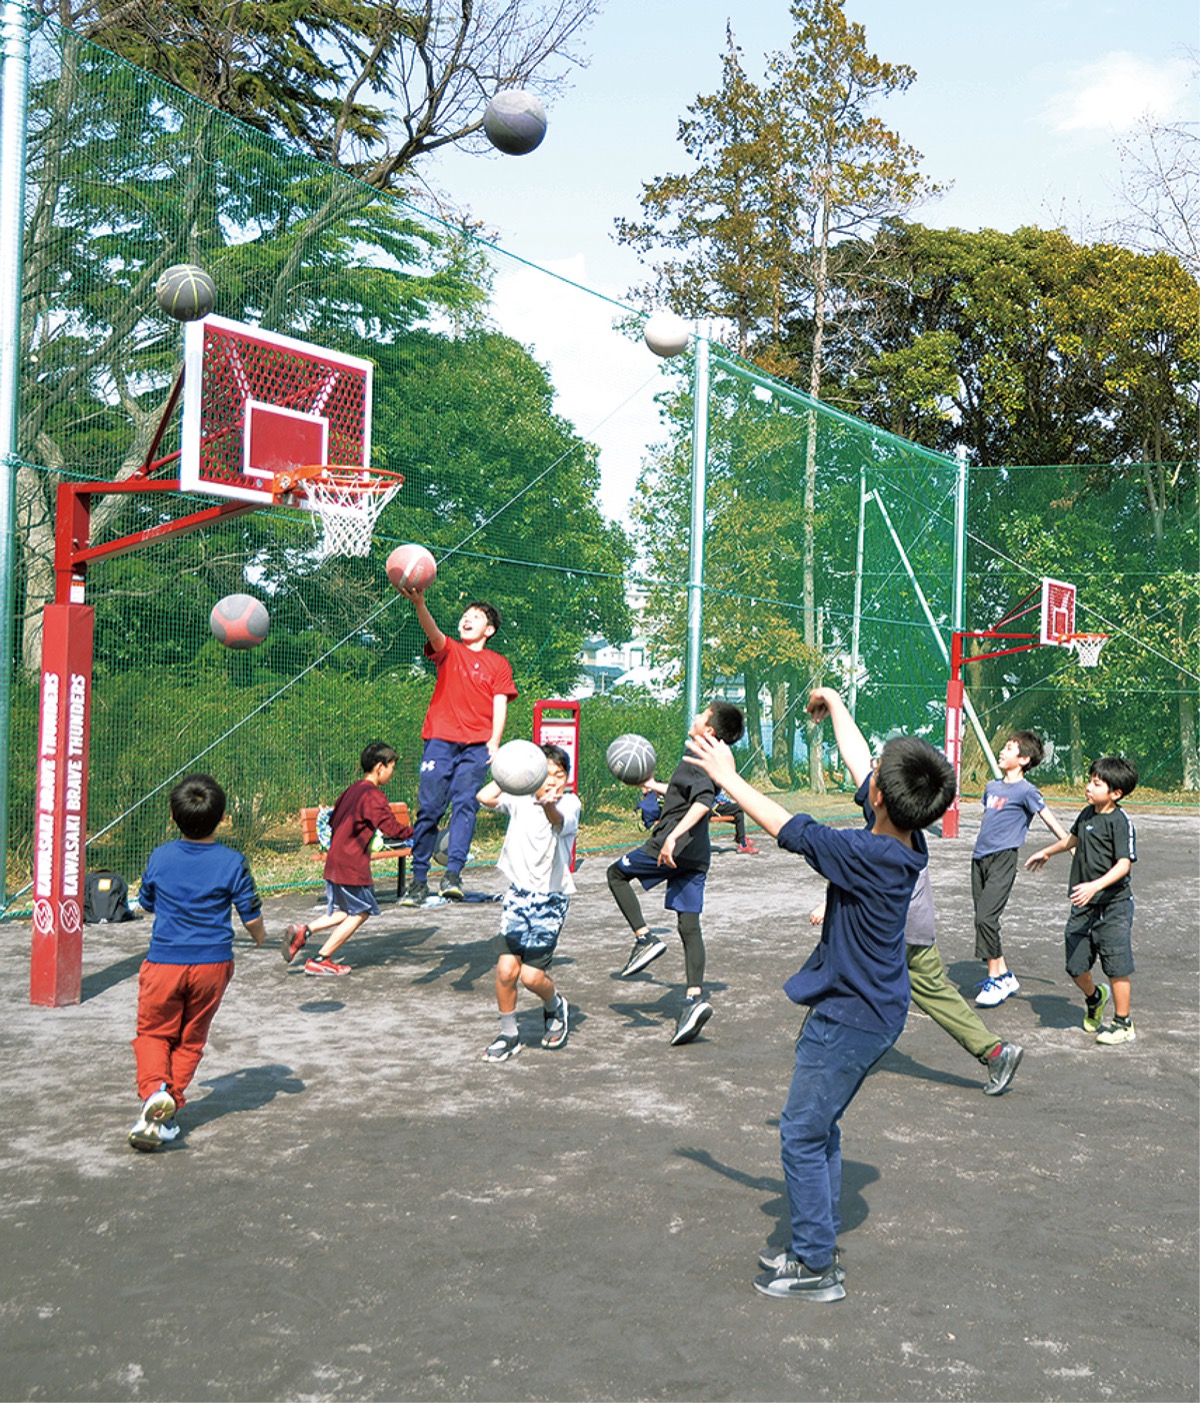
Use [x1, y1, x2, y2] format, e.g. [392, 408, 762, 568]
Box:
[156, 264, 216, 322]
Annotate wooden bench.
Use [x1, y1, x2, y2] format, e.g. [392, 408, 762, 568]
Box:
[300, 802, 413, 899]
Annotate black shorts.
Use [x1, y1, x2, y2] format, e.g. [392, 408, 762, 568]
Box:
[1064, 897, 1135, 980]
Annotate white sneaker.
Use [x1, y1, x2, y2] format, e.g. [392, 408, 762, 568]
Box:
[976, 976, 1016, 1010]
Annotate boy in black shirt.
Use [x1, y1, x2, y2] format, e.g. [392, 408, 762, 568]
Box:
[608, 700, 745, 1045]
[1026, 756, 1139, 1043]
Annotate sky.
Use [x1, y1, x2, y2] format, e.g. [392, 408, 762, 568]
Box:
[430, 0, 1197, 516]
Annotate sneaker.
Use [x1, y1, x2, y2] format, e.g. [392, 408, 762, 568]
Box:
[737, 841, 761, 854]
[128, 1084, 176, 1151]
[541, 996, 570, 1050]
[439, 870, 465, 901]
[983, 1042, 1024, 1096]
[618, 935, 667, 978]
[975, 974, 1016, 1007]
[1096, 1018, 1136, 1045]
[1083, 983, 1110, 1033]
[758, 1246, 845, 1284]
[282, 922, 308, 964]
[157, 1117, 181, 1143]
[304, 956, 351, 976]
[753, 1254, 846, 1302]
[481, 1033, 521, 1063]
[128, 1120, 165, 1152]
[399, 879, 430, 907]
[670, 995, 713, 1046]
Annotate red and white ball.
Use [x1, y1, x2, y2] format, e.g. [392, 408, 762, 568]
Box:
[209, 593, 270, 650]
[386, 543, 437, 592]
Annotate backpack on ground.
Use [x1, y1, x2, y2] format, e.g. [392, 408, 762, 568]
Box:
[83, 870, 138, 924]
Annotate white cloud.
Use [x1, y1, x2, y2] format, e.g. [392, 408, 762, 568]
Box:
[1044, 52, 1193, 134]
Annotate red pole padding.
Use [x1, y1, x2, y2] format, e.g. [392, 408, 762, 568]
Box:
[30, 603, 94, 1006]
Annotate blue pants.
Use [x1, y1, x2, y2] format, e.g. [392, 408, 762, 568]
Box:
[780, 1009, 902, 1270]
[411, 738, 491, 881]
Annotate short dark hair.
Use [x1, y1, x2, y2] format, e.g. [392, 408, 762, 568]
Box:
[1090, 755, 1138, 798]
[542, 743, 571, 778]
[468, 600, 501, 633]
[1010, 730, 1045, 771]
[707, 699, 745, 746]
[875, 737, 957, 833]
[170, 773, 226, 839]
[361, 742, 398, 773]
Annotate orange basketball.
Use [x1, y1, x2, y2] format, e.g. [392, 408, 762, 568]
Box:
[386, 544, 437, 592]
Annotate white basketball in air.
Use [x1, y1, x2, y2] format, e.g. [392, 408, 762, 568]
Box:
[491, 739, 549, 796]
[643, 312, 690, 358]
[606, 733, 657, 786]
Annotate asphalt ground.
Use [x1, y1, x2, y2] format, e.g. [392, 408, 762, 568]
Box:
[1, 808, 1197, 1403]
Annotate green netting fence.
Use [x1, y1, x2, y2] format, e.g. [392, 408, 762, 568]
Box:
[3, 13, 1197, 910]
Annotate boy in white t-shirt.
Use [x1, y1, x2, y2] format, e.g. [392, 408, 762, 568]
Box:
[476, 744, 581, 1062]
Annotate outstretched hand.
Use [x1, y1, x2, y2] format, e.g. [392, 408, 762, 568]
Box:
[684, 732, 738, 787]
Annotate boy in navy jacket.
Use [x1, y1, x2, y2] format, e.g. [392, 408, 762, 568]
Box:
[686, 728, 956, 1303]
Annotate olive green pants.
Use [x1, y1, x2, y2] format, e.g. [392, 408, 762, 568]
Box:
[907, 942, 1002, 1064]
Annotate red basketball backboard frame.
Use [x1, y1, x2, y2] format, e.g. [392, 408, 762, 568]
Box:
[181, 315, 373, 508]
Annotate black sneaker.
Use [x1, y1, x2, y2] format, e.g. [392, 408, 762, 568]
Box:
[670, 995, 713, 1046]
[481, 1033, 521, 1063]
[439, 870, 465, 901]
[399, 879, 430, 907]
[541, 996, 570, 1050]
[758, 1245, 845, 1284]
[618, 935, 667, 977]
[753, 1253, 846, 1302]
[983, 1041, 1024, 1096]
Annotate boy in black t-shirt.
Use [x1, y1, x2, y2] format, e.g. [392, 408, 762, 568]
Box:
[607, 700, 745, 1045]
[1026, 756, 1139, 1044]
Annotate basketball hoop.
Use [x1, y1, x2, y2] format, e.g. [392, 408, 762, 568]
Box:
[274, 466, 404, 558]
[1060, 632, 1109, 668]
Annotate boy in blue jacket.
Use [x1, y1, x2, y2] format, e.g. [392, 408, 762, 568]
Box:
[686, 728, 956, 1303]
[129, 774, 266, 1151]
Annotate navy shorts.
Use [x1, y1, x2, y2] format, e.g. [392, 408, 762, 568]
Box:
[495, 886, 570, 970]
[1064, 897, 1135, 980]
[324, 880, 381, 919]
[614, 847, 707, 914]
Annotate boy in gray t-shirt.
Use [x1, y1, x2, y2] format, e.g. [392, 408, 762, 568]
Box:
[971, 731, 1069, 1007]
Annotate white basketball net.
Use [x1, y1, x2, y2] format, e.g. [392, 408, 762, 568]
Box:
[1063, 633, 1109, 668]
[304, 476, 402, 558]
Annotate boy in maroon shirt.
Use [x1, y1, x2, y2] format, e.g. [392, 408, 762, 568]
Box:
[396, 587, 517, 905]
[283, 742, 414, 975]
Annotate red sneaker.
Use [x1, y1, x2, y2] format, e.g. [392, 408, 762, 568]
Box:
[282, 922, 308, 964]
[304, 955, 350, 976]
[737, 842, 761, 855]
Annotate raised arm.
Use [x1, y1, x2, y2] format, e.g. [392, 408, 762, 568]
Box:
[684, 734, 793, 838]
[806, 687, 872, 787]
[400, 584, 447, 651]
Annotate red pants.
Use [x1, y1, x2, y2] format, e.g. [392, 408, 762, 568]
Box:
[131, 959, 234, 1108]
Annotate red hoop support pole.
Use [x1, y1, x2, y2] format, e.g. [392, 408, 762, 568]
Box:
[32, 477, 256, 1006]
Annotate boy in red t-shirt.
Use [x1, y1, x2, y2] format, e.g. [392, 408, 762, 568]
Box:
[282, 742, 413, 975]
[396, 586, 517, 905]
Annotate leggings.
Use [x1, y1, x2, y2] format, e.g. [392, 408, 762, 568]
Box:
[607, 862, 707, 988]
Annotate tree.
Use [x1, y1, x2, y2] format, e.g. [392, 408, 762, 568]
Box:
[615, 1, 939, 788]
[49, 0, 601, 188]
[1111, 109, 1199, 277]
